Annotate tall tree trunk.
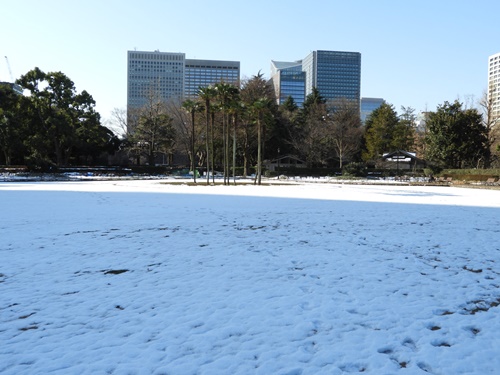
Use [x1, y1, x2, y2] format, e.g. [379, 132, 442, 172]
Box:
[149, 150, 155, 166]
[232, 114, 237, 185]
[205, 109, 210, 185]
[226, 114, 230, 185]
[243, 123, 249, 177]
[3, 151, 11, 166]
[191, 110, 196, 184]
[257, 115, 262, 185]
[211, 112, 215, 184]
[222, 112, 226, 185]
[149, 134, 155, 166]
[54, 138, 63, 167]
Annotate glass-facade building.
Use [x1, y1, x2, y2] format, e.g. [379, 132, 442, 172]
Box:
[270, 61, 305, 106]
[361, 97, 384, 123]
[185, 59, 240, 98]
[127, 50, 240, 109]
[271, 50, 361, 108]
[303, 50, 361, 107]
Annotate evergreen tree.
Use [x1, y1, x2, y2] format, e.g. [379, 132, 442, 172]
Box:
[302, 87, 326, 117]
[362, 103, 399, 161]
[197, 86, 217, 184]
[282, 96, 298, 112]
[214, 82, 240, 184]
[425, 101, 488, 168]
[16, 68, 117, 167]
[182, 99, 203, 181]
[0, 84, 25, 165]
[240, 73, 276, 178]
[392, 106, 416, 151]
[289, 98, 328, 168]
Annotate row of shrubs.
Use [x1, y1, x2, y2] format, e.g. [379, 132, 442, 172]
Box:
[3, 164, 499, 182]
[421, 168, 500, 182]
[272, 163, 417, 178]
[271, 164, 500, 182]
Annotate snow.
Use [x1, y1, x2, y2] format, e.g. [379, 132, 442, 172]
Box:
[1, 180, 499, 374]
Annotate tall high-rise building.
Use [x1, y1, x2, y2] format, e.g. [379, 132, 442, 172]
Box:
[302, 50, 361, 106]
[185, 59, 240, 98]
[361, 97, 384, 123]
[127, 51, 185, 109]
[270, 50, 361, 108]
[127, 50, 240, 110]
[488, 52, 500, 124]
[270, 60, 305, 106]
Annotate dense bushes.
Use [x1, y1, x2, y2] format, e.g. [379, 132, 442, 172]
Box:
[440, 169, 500, 182]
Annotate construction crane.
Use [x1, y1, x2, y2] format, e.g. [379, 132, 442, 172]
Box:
[4, 56, 23, 94]
[5, 56, 14, 82]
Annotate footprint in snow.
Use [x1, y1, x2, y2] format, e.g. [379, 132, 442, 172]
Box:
[338, 362, 367, 372]
[402, 338, 417, 352]
[417, 361, 434, 373]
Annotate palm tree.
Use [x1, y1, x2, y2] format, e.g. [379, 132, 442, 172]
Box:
[251, 98, 271, 185]
[214, 82, 239, 185]
[225, 95, 242, 185]
[197, 86, 216, 185]
[182, 99, 201, 183]
[240, 72, 277, 181]
[210, 103, 216, 184]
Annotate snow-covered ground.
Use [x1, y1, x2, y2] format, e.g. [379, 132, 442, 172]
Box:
[1, 180, 499, 374]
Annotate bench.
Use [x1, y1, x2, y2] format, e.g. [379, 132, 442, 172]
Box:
[485, 178, 498, 186]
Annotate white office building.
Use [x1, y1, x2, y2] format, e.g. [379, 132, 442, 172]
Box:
[127, 51, 185, 109]
[127, 50, 240, 109]
[488, 52, 500, 125]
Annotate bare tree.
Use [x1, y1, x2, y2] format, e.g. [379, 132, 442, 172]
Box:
[413, 110, 429, 162]
[288, 102, 328, 168]
[479, 89, 499, 167]
[107, 107, 128, 138]
[130, 88, 175, 166]
[327, 99, 363, 168]
[165, 100, 192, 166]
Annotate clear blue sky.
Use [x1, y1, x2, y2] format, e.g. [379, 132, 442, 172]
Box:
[2, 0, 499, 124]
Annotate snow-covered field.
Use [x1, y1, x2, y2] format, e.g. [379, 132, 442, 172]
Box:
[1, 180, 499, 374]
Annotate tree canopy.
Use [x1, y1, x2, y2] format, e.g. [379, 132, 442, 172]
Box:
[302, 87, 326, 116]
[0, 83, 25, 165]
[362, 103, 399, 161]
[6, 63, 499, 174]
[13, 68, 120, 167]
[425, 101, 489, 168]
[328, 99, 363, 168]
